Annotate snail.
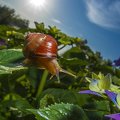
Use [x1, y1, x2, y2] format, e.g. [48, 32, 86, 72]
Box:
[23, 33, 76, 82]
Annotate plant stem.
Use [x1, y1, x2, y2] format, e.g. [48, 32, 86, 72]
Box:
[16, 74, 26, 82]
[36, 70, 49, 98]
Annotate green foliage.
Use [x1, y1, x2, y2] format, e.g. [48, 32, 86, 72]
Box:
[34, 22, 47, 33]
[0, 49, 23, 65]
[0, 49, 26, 81]
[85, 73, 120, 97]
[84, 100, 110, 120]
[0, 20, 120, 120]
[116, 93, 120, 106]
[28, 103, 88, 120]
[39, 88, 89, 107]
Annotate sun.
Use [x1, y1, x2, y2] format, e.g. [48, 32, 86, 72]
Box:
[29, 0, 46, 8]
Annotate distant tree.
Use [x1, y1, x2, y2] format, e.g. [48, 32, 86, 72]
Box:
[0, 5, 29, 28]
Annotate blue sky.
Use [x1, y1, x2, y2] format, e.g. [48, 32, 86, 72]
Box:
[1, 0, 120, 60]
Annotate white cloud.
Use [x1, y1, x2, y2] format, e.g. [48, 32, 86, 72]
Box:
[85, 0, 120, 29]
[52, 18, 62, 24]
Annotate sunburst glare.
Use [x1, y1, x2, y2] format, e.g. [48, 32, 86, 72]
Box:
[29, 0, 46, 8]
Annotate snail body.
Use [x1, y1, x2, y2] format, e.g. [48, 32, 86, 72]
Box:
[23, 33, 61, 76]
[23, 33, 76, 80]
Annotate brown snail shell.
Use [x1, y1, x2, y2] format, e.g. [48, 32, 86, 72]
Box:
[23, 33, 57, 58]
[23, 33, 76, 81]
[23, 33, 61, 76]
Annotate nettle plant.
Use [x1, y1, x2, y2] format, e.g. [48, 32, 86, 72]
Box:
[0, 22, 120, 120]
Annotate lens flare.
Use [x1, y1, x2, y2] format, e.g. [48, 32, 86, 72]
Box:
[29, 0, 46, 8]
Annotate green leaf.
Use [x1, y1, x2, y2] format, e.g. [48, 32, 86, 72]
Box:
[28, 103, 88, 120]
[98, 72, 104, 80]
[112, 76, 120, 86]
[58, 37, 71, 45]
[1, 93, 33, 116]
[0, 49, 24, 65]
[48, 26, 60, 34]
[40, 94, 55, 109]
[110, 84, 120, 93]
[84, 100, 110, 120]
[60, 57, 88, 66]
[85, 77, 92, 83]
[12, 99, 33, 114]
[92, 73, 99, 80]
[34, 22, 46, 33]
[6, 31, 24, 39]
[98, 74, 111, 90]
[0, 49, 26, 78]
[63, 47, 81, 58]
[0, 65, 26, 75]
[116, 93, 120, 106]
[89, 80, 100, 92]
[39, 88, 89, 107]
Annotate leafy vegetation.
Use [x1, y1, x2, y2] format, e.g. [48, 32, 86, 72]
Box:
[28, 103, 88, 120]
[0, 12, 120, 119]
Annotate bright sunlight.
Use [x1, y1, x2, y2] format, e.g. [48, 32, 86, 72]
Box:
[29, 0, 46, 8]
